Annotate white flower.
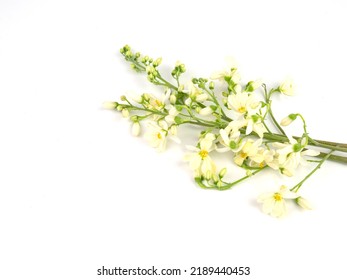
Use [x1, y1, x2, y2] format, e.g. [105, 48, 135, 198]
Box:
[145, 121, 168, 151]
[234, 139, 263, 166]
[210, 57, 240, 82]
[184, 133, 216, 177]
[217, 127, 241, 152]
[244, 115, 266, 138]
[273, 137, 320, 176]
[144, 89, 171, 111]
[227, 91, 260, 115]
[257, 185, 299, 218]
[279, 78, 294, 96]
[184, 82, 208, 106]
[131, 122, 141, 136]
[296, 197, 313, 210]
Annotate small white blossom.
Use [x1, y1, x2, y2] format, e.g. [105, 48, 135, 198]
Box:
[234, 139, 263, 166]
[257, 185, 299, 218]
[184, 133, 216, 177]
[244, 115, 266, 138]
[145, 121, 168, 151]
[273, 137, 320, 176]
[210, 57, 240, 83]
[279, 78, 294, 96]
[217, 127, 241, 152]
[227, 91, 260, 115]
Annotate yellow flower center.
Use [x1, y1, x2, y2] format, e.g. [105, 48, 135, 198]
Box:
[156, 133, 162, 139]
[240, 152, 247, 158]
[259, 161, 266, 168]
[199, 149, 208, 159]
[273, 193, 283, 201]
[155, 99, 163, 107]
[238, 106, 246, 113]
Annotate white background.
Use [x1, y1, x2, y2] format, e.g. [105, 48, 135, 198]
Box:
[1, 0, 347, 279]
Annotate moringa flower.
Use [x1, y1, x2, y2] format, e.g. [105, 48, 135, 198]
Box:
[227, 91, 260, 116]
[257, 185, 299, 218]
[184, 133, 216, 178]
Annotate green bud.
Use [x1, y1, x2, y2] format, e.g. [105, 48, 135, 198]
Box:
[120, 95, 126, 101]
[229, 141, 237, 149]
[125, 50, 132, 59]
[210, 105, 217, 111]
[289, 113, 298, 120]
[192, 78, 198, 84]
[116, 105, 123, 111]
[179, 64, 186, 73]
[174, 116, 185, 124]
[212, 174, 219, 183]
[219, 168, 227, 178]
[245, 81, 254, 92]
[135, 52, 141, 58]
[222, 91, 229, 97]
[130, 115, 139, 122]
[251, 115, 260, 122]
[216, 181, 223, 188]
[147, 74, 154, 82]
[120, 45, 130, 54]
[209, 81, 215, 90]
[293, 143, 302, 152]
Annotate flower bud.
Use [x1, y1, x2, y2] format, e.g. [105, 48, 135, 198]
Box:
[199, 107, 213, 116]
[170, 94, 177, 104]
[132, 122, 141, 137]
[103, 101, 117, 109]
[205, 171, 212, 180]
[170, 125, 178, 136]
[245, 80, 262, 92]
[296, 197, 313, 210]
[122, 109, 129, 118]
[219, 168, 227, 178]
[280, 116, 293, 126]
[209, 81, 215, 90]
[195, 93, 209, 102]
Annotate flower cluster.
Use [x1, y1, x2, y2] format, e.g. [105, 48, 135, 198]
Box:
[106, 45, 347, 218]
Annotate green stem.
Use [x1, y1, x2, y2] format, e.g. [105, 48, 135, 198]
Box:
[291, 150, 333, 192]
[195, 168, 263, 191]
